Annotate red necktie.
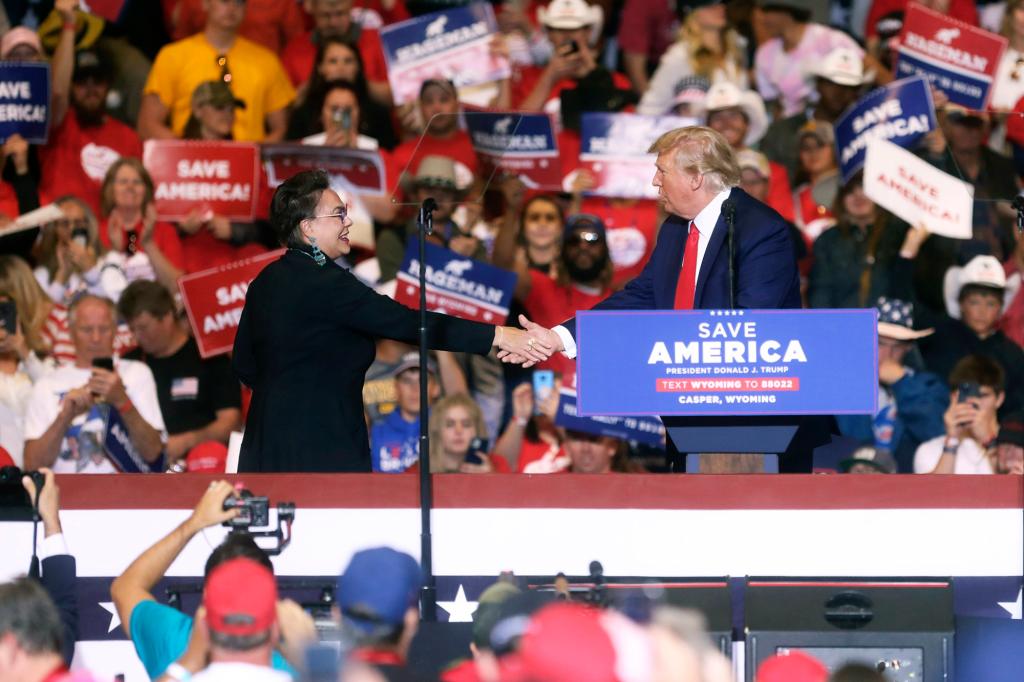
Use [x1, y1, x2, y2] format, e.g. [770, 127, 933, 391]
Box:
[674, 221, 699, 309]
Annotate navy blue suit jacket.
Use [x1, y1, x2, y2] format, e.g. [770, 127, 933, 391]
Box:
[563, 188, 800, 338]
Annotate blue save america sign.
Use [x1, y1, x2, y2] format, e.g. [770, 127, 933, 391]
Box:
[576, 309, 877, 417]
[555, 388, 666, 447]
[834, 75, 935, 183]
[580, 112, 698, 199]
[394, 240, 516, 324]
[0, 62, 50, 143]
[464, 111, 560, 189]
[380, 3, 510, 105]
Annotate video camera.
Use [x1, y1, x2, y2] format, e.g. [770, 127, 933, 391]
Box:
[0, 466, 45, 521]
[222, 488, 296, 556]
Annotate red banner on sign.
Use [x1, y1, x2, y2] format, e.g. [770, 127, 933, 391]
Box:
[143, 140, 260, 222]
[261, 144, 387, 195]
[85, 0, 127, 21]
[178, 249, 284, 358]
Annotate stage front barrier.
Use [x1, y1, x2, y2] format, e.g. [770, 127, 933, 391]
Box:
[0, 474, 1020, 681]
[576, 309, 878, 471]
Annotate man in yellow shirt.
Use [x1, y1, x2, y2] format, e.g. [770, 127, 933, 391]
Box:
[138, 0, 295, 142]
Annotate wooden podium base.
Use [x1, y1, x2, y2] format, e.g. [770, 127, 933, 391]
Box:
[695, 454, 771, 473]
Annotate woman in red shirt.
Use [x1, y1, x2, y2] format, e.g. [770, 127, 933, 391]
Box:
[98, 158, 185, 294]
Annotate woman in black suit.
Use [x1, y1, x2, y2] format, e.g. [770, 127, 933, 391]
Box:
[233, 170, 548, 472]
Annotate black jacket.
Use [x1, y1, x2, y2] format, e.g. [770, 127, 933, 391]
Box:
[233, 248, 494, 472]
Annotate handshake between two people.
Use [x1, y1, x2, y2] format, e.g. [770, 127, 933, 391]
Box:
[493, 314, 564, 368]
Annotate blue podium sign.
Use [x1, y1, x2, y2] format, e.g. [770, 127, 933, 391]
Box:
[576, 309, 878, 417]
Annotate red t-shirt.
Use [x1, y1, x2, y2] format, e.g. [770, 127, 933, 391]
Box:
[98, 218, 186, 271]
[579, 197, 659, 287]
[524, 270, 609, 382]
[39, 113, 143, 217]
[517, 437, 569, 473]
[281, 29, 388, 88]
[390, 131, 479, 186]
[169, 0, 307, 52]
[766, 160, 795, 224]
[180, 230, 268, 274]
[1002, 259, 1024, 349]
[511, 66, 634, 112]
[404, 452, 511, 473]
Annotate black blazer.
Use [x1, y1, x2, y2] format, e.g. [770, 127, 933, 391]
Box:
[233, 249, 494, 472]
[40, 554, 78, 666]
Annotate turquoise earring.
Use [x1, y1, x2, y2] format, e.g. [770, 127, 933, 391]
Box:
[309, 235, 327, 267]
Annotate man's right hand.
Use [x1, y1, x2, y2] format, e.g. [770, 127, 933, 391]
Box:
[60, 387, 94, 419]
[186, 481, 239, 533]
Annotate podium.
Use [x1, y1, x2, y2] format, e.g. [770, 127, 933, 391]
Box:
[575, 309, 878, 473]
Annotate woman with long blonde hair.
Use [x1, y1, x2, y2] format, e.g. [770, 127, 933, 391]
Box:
[638, 2, 748, 116]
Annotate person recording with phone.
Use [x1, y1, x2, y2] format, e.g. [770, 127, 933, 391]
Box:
[22, 294, 166, 473]
[914, 355, 1007, 475]
[418, 394, 512, 473]
[233, 170, 552, 473]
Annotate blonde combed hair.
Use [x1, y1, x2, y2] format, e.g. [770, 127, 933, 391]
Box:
[649, 126, 741, 194]
[0, 255, 53, 355]
[678, 13, 743, 80]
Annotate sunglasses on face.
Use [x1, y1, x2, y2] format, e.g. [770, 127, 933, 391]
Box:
[566, 231, 602, 247]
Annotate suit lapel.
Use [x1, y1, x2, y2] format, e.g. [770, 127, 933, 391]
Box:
[694, 212, 727, 308]
[659, 215, 689, 308]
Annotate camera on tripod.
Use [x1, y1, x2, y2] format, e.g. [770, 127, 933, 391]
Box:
[222, 488, 296, 556]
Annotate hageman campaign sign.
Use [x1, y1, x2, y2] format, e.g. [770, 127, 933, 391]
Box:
[555, 387, 666, 447]
[395, 240, 516, 324]
[895, 2, 1006, 111]
[381, 3, 510, 105]
[464, 111, 560, 189]
[261, 144, 386, 195]
[143, 140, 260, 221]
[178, 249, 285, 358]
[0, 62, 50, 143]
[580, 113, 699, 199]
[834, 75, 935, 182]
[576, 309, 877, 417]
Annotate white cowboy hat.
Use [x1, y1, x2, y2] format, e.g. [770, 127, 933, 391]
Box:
[697, 82, 768, 147]
[943, 255, 1022, 319]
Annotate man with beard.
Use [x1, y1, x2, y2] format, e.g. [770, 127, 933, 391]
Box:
[495, 212, 613, 381]
[41, 46, 143, 216]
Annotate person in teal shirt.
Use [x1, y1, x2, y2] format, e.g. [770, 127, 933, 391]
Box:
[111, 481, 308, 679]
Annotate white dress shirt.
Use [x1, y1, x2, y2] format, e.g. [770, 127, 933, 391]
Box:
[554, 188, 733, 359]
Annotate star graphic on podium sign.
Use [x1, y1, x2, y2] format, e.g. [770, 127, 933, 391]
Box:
[437, 584, 478, 622]
[998, 588, 1022, 620]
[99, 601, 122, 633]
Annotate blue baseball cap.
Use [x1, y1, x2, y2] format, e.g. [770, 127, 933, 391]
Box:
[337, 547, 421, 632]
[563, 213, 607, 243]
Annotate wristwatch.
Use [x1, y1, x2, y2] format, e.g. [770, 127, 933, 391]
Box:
[942, 437, 960, 454]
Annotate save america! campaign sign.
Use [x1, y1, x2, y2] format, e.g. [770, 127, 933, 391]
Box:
[576, 309, 878, 417]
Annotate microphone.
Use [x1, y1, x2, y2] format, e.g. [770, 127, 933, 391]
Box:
[587, 559, 607, 607]
[723, 197, 737, 309]
[418, 198, 438, 236]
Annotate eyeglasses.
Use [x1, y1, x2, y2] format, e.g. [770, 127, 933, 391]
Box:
[566, 230, 602, 247]
[309, 207, 348, 222]
[216, 54, 232, 85]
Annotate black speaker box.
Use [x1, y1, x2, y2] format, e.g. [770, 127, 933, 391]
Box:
[744, 578, 954, 682]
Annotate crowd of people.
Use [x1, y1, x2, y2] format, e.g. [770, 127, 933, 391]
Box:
[1, 474, 901, 681]
[0, 0, 1023, 478]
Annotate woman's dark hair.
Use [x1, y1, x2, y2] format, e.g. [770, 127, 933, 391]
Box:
[100, 157, 155, 217]
[308, 36, 368, 103]
[518, 195, 565, 245]
[319, 79, 361, 123]
[270, 169, 330, 246]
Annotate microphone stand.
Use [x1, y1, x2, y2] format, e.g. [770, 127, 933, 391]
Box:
[417, 197, 438, 621]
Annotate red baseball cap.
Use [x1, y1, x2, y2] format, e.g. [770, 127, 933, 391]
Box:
[186, 442, 228, 473]
[519, 602, 617, 682]
[756, 650, 828, 682]
[203, 558, 277, 637]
